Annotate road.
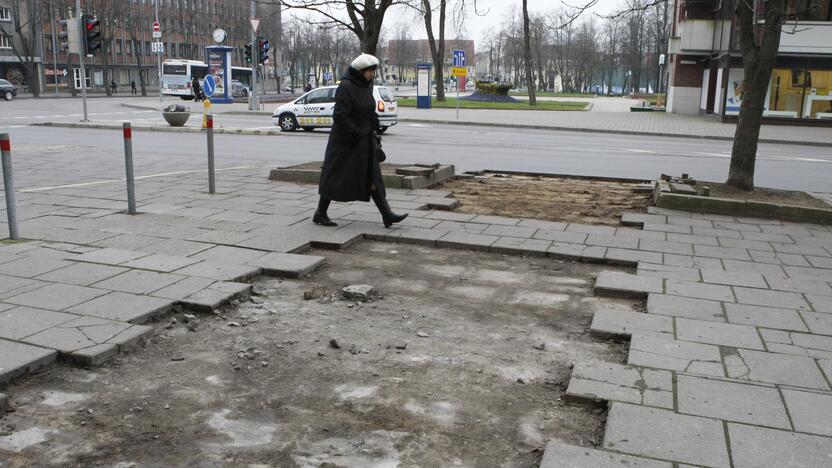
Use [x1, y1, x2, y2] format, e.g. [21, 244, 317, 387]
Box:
[1, 97, 831, 193]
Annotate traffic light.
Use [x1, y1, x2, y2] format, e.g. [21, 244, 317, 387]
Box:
[258, 39, 270, 64]
[244, 44, 253, 64]
[82, 14, 101, 55]
[59, 18, 81, 53]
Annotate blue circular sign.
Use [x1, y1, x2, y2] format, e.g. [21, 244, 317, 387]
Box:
[202, 75, 216, 98]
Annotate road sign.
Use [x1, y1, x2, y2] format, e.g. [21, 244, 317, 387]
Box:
[203, 75, 216, 98]
[152, 31, 162, 38]
[153, 21, 160, 32]
[151, 42, 164, 54]
[250, 19, 260, 32]
[451, 67, 467, 78]
[453, 49, 466, 67]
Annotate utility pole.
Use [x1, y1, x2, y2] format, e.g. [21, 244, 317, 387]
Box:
[75, 0, 88, 121]
[50, 1, 58, 97]
[155, 0, 162, 102]
[248, 0, 259, 110]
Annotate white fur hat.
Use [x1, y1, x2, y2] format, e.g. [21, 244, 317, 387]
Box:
[350, 53, 380, 71]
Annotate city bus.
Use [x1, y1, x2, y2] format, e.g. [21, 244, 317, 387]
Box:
[231, 66, 252, 89]
[161, 59, 208, 100]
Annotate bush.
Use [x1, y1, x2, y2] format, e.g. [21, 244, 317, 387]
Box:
[475, 81, 513, 96]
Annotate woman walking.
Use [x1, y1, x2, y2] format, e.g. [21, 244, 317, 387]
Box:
[314, 53, 407, 228]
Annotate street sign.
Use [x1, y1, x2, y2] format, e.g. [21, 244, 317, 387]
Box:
[451, 67, 467, 78]
[202, 75, 216, 98]
[250, 19, 260, 32]
[152, 21, 160, 32]
[453, 49, 466, 67]
[151, 42, 164, 54]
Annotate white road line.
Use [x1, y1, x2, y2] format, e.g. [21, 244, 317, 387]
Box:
[627, 149, 656, 153]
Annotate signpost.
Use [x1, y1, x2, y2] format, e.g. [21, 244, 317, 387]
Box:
[416, 63, 432, 109]
[452, 50, 467, 119]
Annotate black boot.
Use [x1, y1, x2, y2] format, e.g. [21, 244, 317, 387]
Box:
[313, 197, 337, 227]
[371, 191, 408, 228]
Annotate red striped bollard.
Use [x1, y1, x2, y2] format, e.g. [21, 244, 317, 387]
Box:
[123, 123, 136, 214]
[0, 133, 18, 240]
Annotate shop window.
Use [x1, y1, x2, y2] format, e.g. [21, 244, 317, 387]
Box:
[769, 68, 832, 118]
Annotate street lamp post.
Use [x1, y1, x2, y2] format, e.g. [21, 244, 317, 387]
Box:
[155, 0, 162, 102]
[248, 0, 259, 111]
[75, 0, 88, 121]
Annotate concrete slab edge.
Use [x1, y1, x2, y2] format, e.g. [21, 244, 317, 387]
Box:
[657, 192, 832, 225]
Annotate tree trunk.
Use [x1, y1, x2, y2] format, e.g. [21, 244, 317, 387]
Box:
[726, 0, 784, 190]
[522, 0, 536, 105]
[422, 0, 446, 101]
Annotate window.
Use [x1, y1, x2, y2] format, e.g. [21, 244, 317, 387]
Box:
[73, 68, 91, 89]
[0, 35, 11, 49]
[0, 7, 11, 21]
[163, 64, 187, 75]
[304, 88, 335, 104]
[786, 0, 832, 21]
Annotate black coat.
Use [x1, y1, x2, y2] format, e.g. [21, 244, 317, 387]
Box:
[318, 67, 384, 202]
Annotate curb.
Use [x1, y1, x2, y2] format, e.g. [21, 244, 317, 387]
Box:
[34, 122, 284, 136]
[656, 192, 832, 225]
[121, 102, 274, 116]
[397, 118, 832, 148]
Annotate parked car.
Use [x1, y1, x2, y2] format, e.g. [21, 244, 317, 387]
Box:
[272, 84, 398, 133]
[0, 79, 18, 101]
[231, 80, 250, 98]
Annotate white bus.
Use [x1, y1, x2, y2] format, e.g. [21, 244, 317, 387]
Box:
[162, 59, 208, 100]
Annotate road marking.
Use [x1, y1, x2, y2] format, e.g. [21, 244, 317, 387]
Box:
[627, 149, 656, 153]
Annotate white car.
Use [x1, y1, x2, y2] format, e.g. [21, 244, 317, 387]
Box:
[272, 85, 398, 133]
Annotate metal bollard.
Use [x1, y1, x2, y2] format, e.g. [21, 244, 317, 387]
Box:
[206, 114, 215, 194]
[123, 123, 137, 214]
[0, 134, 19, 240]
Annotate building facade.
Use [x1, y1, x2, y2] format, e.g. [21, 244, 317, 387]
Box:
[0, 0, 44, 91]
[666, 0, 832, 121]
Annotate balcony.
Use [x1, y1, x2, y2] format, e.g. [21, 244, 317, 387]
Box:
[676, 19, 732, 53]
[779, 22, 832, 54]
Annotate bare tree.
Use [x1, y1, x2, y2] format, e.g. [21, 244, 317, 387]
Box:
[0, 0, 44, 97]
[421, 0, 447, 100]
[521, 0, 536, 104]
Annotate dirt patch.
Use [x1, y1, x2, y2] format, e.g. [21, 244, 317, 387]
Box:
[0, 242, 632, 467]
[437, 174, 652, 226]
[696, 181, 829, 209]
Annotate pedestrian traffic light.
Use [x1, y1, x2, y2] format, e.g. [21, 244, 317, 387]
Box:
[244, 44, 253, 64]
[82, 14, 101, 55]
[258, 39, 270, 64]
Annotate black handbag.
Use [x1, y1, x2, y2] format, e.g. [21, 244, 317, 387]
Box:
[373, 132, 386, 162]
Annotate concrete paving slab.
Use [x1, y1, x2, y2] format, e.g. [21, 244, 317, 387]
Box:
[677, 374, 791, 429]
[666, 279, 735, 302]
[638, 239, 693, 256]
[138, 238, 214, 257]
[0, 307, 79, 340]
[646, 294, 725, 321]
[173, 261, 261, 282]
[727, 348, 830, 390]
[585, 235, 639, 250]
[801, 311, 832, 335]
[468, 214, 521, 226]
[540, 439, 671, 468]
[590, 309, 673, 339]
[34, 262, 129, 286]
[0, 256, 75, 279]
[0, 338, 57, 384]
[782, 389, 832, 436]
[547, 243, 606, 262]
[605, 248, 663, 265]
[385, 227, 449, 245]
[701, 269, 768, 288]
[565, 360, 673, 409]
[603, 402, 730, 467]
[662, 254, 724, 270]
[68, 343, 118, 366]
[636, 263, 701, 281]
[533, 229, 588, 244]
[0, 275, 47, 300]
[73, 248, 151, 265]
[92, 270, 185, 295]
[481, 224, 538, 239]
[66, 291, 174, 324]
[5, 283, 108, 311]
[150, 276, 216, 301]
[190, 245, 269, 264]
[765, 274, 832, 296]
[675, 318, 765, 350]
[489, 237, 551, 256]
[436, 231, 498, 250]
[122, 253, 203, 273]
[733, 287, 812, 310]
[725, 303, 808, 332]
[245, 252, 326, 278]
[728, 422, 832, 468]
[628, 333, 724, 377]
[594, 271, 663, 298]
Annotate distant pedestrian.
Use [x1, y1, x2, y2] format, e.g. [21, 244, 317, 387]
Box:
[110, 79, 117, 94]
[304, 82, 312, 93]
[314, 53, 407, 229]
[131, 79, 137, 95]
[191, 76, 203, 101]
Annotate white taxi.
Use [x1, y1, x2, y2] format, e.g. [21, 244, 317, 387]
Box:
[272, 84, 398, 133]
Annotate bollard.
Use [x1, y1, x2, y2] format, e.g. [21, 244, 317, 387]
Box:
[206, 114, 215, 194]
[123, 123, 137, 214]
[0, 134, 18, 240]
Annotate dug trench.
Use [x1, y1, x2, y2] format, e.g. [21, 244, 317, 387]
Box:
[0, 241, 634, 467]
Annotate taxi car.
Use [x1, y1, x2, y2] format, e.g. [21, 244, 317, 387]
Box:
[272, 84, 397, 133]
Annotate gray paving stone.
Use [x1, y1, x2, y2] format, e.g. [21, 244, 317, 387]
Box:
[725, 303, 808, 332]
[590, 309, 673, 339]
[565, 360, 673, 409]
[669, 216, 714, 228]
[540, 439, 671, 468]
[733, 286, 811, 310]
[662, 254, 724, 269]
[489, 237, 551, 256]
[692, 226, 743, 239]
[713, 221, 761, 232]
[586, 235, 638, 250]
[0, 338, 57, 384]
[0, 274, 47, 300]
[594, 271, 663, 298]
[533, 229, 587, 244]
[139, 238, 214, 257]
[723, 259, 787, 276]
[385, 227, 449, 246]
[173, 261, 261, 282]
[761, 330, 832, 360]
[615, 227, 667, 240]
[92, 270, 185, 295]
[636, 263, 702, 281]
[807, 255, 832, 269]
[5, 283, 108, 311]
[628, 333, 724, 376]
[423, 211, 477, 222]
[638, 239, 693, 255]
[547, 243, 606, 262]
[246, 252, 326, 278]
[782, 389, 832, 436]
[92, 233, 166, 251]
[468, 214, 520, 226]
[727, 348, 829, 389]
[647, 294, 725, 321]
[0, 307, 78, 340]
[66, 291, 174, 324]
[801, 311, 832, 335]
[765, 274, 832, 296]
[73, 248, 151, 265]
[436, 231, 498, 250]
[605, 248, 663, 266]
[718, 237, 773, 252]
[190, 245, 269, 264]
[666, 233, 720, 246]
[22, 315, 151, 356]
[186, 229, 258, 246]
[642, 222, 691, 234]
[677, 374, 791, 429]
[693, 244, 751, 261]
[676, 317, 764, 350]
[150, 276, 215, 301]
[35, 262, 129, 286]
[480, 224, 537, 238]
[238, 233, 312, 253]
[68, 343, 119, 366]
[701, 269, 768, 288]
[122, 253, 203, 273]
[181, 282, 251, 312]
[0, 256, 75, 279]
[620, 212, 668, 226]
[666, 279, 735, 302]
[784, 265, 832, 281]
[567, 224, 617, 236]
[728, 422, 832, 468]
[772, 242, 829, 257]
[806, 294, 832, 313]
[603, 402, 730, 467]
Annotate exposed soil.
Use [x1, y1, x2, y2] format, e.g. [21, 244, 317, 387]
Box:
[696, 181, 829, 209]
[437, 174, 652, 226]
[0, 242, 633, 467]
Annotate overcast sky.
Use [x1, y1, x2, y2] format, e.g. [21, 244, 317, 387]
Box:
[381, 0, 622, 42]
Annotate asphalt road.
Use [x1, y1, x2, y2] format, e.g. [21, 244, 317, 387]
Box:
[2, 97, 831, 193]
